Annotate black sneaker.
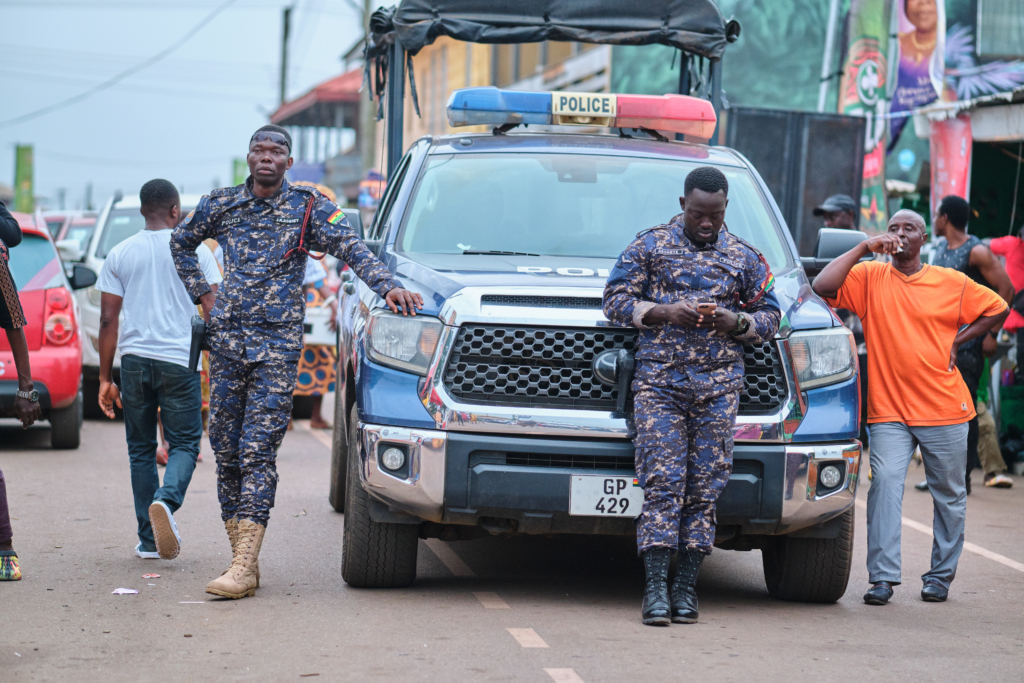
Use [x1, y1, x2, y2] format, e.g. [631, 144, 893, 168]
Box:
[863, 582, 894, 605]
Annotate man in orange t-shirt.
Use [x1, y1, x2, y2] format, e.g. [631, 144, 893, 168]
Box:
[813, 210, 1008, 606]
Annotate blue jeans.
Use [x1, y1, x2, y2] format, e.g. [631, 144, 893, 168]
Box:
[120, 354, 202, 552]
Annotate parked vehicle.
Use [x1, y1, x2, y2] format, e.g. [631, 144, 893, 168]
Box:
[54, 215, 98, 263]
[1, 211, 95, 447]
[333, 88, 863, 602]
[39, 210, 96, 241]
[73, 192, 202, 416]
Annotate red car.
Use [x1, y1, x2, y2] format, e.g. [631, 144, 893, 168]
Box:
[0, 212, 95, 447]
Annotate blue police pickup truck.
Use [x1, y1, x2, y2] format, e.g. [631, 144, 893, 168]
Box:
[331, 87, 862, 602]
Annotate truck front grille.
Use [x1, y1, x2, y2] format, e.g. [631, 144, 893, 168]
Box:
[442, 325, 786, 414]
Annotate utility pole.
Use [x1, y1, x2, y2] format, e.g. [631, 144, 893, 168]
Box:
[359, 0, 376, 175]
[84, 182, 93, 211]
[817, 0, 841, 112]
[280, 6, 292, 106]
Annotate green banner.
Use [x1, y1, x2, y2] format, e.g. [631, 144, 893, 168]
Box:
[14, 145, 33, 213]
[232, 158, 248, 186]
[838, 0, 892, 233]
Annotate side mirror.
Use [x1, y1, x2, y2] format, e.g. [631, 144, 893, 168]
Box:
[801, 228, 870, 276]
[68, 264, 98, 290]
[342, 209, 365, 240]
[56, 238, 84, 263]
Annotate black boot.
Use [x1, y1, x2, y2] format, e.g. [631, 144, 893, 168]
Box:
[670, 549, 704, 623]
[641, 548, 672, 626]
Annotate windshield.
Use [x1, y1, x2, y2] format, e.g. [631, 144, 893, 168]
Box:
[397, 153, 790, 270]
[8, 234, 62, 292]
[96, 205, 194, 258]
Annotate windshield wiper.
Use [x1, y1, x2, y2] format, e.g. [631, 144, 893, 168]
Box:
[462, 250, 541, 256]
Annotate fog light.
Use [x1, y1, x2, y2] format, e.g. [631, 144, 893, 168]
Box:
[820, 465, 842, 489]
[381, 447, 406, 472]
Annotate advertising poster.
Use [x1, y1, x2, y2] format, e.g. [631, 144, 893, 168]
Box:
[14, 145, 33, 214]
[888, 0, 945, 148]
[838, 0, 891, 233]
[929, 113, 972, 220]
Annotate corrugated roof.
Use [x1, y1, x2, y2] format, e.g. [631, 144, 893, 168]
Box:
[270, 68, 363, 126]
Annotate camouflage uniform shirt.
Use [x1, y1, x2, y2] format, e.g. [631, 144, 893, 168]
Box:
[171, 178, 399, 363]
[603, 215, 781, 384]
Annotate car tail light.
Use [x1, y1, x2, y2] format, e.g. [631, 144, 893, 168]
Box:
[44, 287, 76, 345]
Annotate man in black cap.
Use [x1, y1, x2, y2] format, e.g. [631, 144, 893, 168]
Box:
[814, 194, 860, 231]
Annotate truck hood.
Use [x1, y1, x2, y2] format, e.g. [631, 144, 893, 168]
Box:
[392, 252, 837, 333]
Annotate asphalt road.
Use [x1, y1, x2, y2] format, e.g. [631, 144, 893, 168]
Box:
[2, 401, 1023, 683]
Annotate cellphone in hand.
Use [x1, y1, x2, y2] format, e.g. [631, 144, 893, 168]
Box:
[696, 302, 717, 317]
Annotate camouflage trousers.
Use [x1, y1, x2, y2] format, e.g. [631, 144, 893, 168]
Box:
[632, 361, 739, 556]
[209, 351, 298, 527]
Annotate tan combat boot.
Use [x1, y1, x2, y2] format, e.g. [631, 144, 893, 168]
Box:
[223, 518, 259, 587]
[206, 519, 265, 599]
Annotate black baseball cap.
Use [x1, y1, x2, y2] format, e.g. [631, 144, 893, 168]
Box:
[813, 194, 858, 216]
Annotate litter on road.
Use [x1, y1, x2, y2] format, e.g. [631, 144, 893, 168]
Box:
[111, 588, 138, 595]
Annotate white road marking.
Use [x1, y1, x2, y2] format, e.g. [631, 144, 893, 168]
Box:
[472, 591, 509, 609]
[507, 628, 548, 648]
[855, 499, 1024, 573]
[423, 538, 476, 577]
[294, 420, 333, 449]
[545, 669, 585, 683]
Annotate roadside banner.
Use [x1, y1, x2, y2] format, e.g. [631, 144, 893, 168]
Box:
[232, 158, 248, 186]
[888, 0, 945, 149]
[14, 145, 33, 213]
[838, 0, 891, 233]
[929, 113, 972, 220]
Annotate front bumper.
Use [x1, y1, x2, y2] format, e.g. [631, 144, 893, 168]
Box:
[357, 422, 860, 536]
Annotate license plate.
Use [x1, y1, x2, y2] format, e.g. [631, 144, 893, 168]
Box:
[569, 475, 643, 517]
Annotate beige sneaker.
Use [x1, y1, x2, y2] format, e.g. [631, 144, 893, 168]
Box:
[149, 501, 180, 560]
[206, 519, 265, 599]
[223, 518, 259, 587]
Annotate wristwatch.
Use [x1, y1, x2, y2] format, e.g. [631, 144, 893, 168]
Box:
[729, 313, 751, 337]
[17, 389, 39, 402]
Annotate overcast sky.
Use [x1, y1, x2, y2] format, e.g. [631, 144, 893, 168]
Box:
[1, 0, 380, 210]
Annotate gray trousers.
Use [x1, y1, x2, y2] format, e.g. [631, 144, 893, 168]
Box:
[867, 422, 969, 588]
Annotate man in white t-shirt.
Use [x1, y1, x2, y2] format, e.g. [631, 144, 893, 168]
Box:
[96, 179, 223, 561]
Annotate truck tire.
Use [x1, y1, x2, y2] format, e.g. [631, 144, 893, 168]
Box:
[50, 392, 83, 449]
[328, 394, 348, 513]
[762, 508, 854, 603]
[341, 405, 418, 588]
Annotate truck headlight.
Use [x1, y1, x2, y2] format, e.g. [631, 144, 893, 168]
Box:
[788, 329, 857, 390]
[366, 310, 443, 376]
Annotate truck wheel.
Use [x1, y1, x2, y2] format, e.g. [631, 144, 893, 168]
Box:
[762, 508, 854, 603]
[50, 392, 83, 449]
[341, 405, 418, 588]
[328, 394, 348, 512]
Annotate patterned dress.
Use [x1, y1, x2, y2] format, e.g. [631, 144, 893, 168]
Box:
[294, 285, 336, 397]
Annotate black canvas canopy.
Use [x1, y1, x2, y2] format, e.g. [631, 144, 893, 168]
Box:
[369, 0, 738, 61]
[366, 1, 740, 175]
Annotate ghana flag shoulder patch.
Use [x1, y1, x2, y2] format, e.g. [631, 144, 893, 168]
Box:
[327, 209, 344, 225]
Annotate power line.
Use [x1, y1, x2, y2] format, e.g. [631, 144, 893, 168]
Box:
[0, 0, 238, 129]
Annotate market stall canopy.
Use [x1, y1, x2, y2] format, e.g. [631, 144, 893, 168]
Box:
[368, 0, 739, 61]
[271, 68, 362, 128]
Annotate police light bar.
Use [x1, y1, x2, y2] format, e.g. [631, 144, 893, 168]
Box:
[446, 87, 717, 139]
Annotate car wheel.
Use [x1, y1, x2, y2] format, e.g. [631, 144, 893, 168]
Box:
[341, 404, 419, 588]
[328, 393, 349, 513]
[82, 377, 104, 420]
[762, 508, 854, 603]
[50, 392, 83, 449]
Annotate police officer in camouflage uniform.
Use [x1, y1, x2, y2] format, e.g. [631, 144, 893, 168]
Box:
[171, 125, 423, 599]
[603, 166, 781, 626]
